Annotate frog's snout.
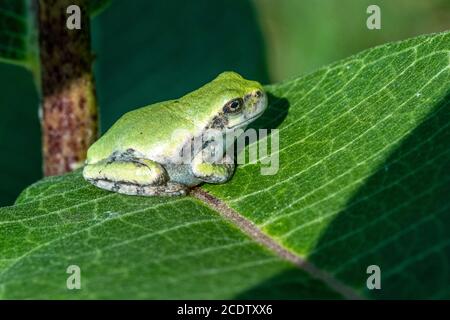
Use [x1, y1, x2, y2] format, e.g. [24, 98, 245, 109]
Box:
[253, 89, 268, 115]
[238, 89, 267, 127]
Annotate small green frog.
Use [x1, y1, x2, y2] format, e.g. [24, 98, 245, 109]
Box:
[83, 71, 267, 196]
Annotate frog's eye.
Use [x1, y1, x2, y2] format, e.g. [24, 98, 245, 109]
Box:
[223, 98, 243, 114]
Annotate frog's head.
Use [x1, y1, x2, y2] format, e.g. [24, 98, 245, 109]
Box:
[201, 71, 268, 131]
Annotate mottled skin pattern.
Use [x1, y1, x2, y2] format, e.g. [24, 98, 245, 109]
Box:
[83, 72, 267, 196]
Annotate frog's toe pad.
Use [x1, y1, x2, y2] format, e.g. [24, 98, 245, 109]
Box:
[87, 179, 188, 197]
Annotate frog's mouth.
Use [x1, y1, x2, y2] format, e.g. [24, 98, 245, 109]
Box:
[226, 111, 265, 130]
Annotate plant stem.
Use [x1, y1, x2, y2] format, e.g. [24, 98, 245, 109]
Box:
[38, 0, 98, 176]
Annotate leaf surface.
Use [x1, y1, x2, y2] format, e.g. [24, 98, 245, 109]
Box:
[0, 0, 36, 68]
[0, 0, 110, 68]
[1, 172, 338, 299]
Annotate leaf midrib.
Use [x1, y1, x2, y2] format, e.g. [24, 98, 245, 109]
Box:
[191, 188, 363, 299]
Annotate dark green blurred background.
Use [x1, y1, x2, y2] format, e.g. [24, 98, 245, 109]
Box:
[1, 0, 449, 205]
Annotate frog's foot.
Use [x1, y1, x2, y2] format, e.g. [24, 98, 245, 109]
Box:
[91, 179, 188, 196]
[83, 158, 188, 196]
[191, 151, 235, 184]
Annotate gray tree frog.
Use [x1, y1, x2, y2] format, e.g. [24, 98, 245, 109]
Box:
[83, 71, 267, 196]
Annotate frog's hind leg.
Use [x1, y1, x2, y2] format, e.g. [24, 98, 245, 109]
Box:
[83, 156, 188, 196]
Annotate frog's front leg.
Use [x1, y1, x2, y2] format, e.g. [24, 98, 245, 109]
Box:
[191, 145, 235, 184]
[83, 156, 187, 196]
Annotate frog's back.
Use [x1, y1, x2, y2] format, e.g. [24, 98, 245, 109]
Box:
[86, 100, 202, 164]
[86, 71, 257, 165]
